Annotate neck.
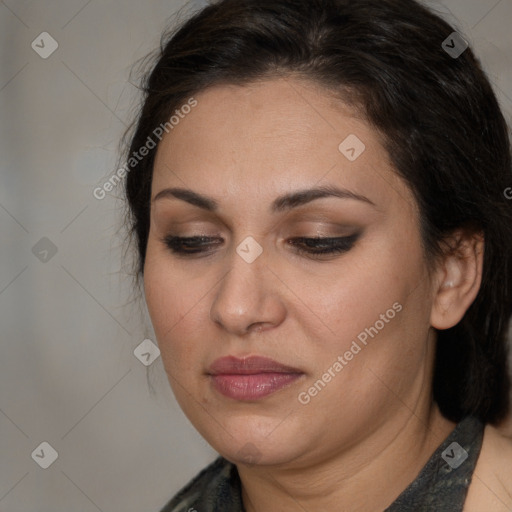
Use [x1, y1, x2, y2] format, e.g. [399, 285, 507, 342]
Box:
[239, 404, 456, 512]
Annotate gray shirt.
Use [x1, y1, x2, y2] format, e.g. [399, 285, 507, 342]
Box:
[161, 416, 484, 512]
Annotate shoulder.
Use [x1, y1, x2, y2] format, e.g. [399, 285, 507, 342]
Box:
[464, 423, 512, 512]
[159, 456, 235, 512]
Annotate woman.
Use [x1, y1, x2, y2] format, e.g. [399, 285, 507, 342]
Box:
[122, 0, 512, 510]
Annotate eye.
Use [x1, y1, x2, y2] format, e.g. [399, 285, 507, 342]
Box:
[161, 233, 360, 259]
[287, 234, 360, 257]
[161, 235, 222, 256]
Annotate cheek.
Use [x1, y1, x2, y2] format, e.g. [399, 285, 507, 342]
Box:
[300, 250, 403, 337]
[299, 234, 427, 376]
[143, 249, 208, 374]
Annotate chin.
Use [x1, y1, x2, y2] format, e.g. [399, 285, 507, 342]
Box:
[223, 443, 298, 468]
[206, 420, 307, 467]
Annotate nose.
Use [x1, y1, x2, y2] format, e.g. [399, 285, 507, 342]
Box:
[209, 243, 286, 336]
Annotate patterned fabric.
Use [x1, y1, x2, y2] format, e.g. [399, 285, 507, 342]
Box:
[160, 416, 484, 512]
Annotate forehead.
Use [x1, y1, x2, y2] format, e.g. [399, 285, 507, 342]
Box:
[151, 78, 411, 213]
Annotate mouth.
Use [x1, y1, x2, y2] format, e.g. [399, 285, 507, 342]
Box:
[207, 355, 305, 400]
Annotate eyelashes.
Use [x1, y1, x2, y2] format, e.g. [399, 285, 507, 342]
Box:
[289, 234, 359, 256]
[160, 233, 360, 260]
[162, 235, 223, 255]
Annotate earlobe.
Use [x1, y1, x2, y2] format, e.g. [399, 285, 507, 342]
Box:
[430, 231, 484, 330]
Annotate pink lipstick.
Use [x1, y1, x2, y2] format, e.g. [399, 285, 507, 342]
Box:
[207, 355, 304, 400]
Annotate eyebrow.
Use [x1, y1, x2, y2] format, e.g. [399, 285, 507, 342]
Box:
[152, 184, 376, 213]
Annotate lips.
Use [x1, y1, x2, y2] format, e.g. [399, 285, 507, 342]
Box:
[207, 356, 304, 400]
[207, 355, 302, 375]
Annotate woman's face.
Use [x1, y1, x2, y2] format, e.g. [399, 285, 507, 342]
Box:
[144, 77, 437, 467]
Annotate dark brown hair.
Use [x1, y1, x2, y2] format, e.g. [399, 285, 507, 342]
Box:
[123, 0, 512, 424]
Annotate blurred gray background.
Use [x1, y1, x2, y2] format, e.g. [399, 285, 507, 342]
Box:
[0, 0, 511, 511]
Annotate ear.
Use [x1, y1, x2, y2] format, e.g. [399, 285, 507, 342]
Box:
[430, 230, 484, 330]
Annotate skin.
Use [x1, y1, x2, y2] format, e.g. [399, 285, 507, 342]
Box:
[143, 77, 512, 511]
